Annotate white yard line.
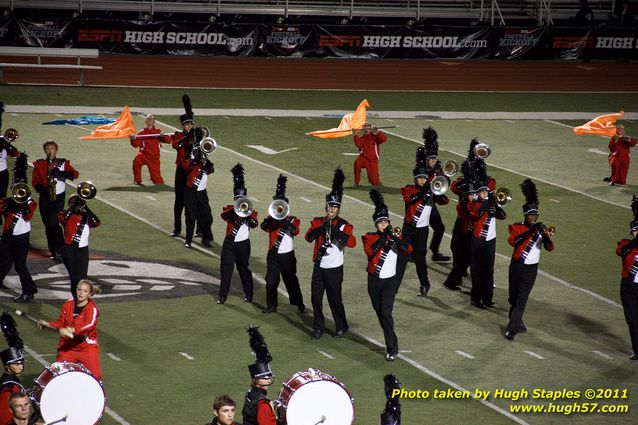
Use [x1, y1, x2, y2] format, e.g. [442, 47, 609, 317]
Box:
[454, 350, 476, 359]
[22, 346, 131, 425]
[179, 352, 195, 360]
[107, 353, 122, 361]
[524, 351, 545, 360]
[592, 350, 613, 359]
[318, 350, 335, 359]
[544, 119, 574, 129]
[299, 197, 312, 203]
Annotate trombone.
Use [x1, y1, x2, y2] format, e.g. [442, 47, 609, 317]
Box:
[234, 196, 254, 218]
[268, 199, 289, 220]
[11, 183, 31, 204]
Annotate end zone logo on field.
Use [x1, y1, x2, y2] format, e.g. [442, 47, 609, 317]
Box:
[0, 259, 217, 302]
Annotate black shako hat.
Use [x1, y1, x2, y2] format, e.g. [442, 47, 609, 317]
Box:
[179, 94, 194, 124]
[273, 174, 288, 203]
[247, 325, 273, 379]
[325, 166, 345, 206]
[370, 189, 389, 223]
[231, 163, 247, 199]
[423, 126, 439, 160]
[521, 179, 540, 215]
[1, 312, 24, 366]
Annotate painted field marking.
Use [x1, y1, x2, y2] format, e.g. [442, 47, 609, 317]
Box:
[465, 119, 473, 122]
[544, 119, 573, 129]
[342, 152, 359, 156]
[318, 350, 335, 359]
[107, 353, 122, 361]
[179, 352, 195, 360]
[592, 350, 613, 359]
[549, 198, 560, 203]
[399, 350, 412, 353]
[524, 351, 545, 360]
[144, 195, 156, 201]
[65, 123, 92, 132]
[265, 116, 273, 120]
[23, 346, 130, 425]
[505, 120, 515, 123]
[306, 117, 312, 120]
[587, 148, 608, 155]
[454, 350, 476, 359]
[299, 197, 312, 203]
[246, 145, 298, 155]
[224, 116, 230, 119]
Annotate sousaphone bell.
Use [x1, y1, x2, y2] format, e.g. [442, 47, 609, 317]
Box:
[234, 196, 254, 218]
[268, 199, 289, 220]
[11, 183, 31, 204]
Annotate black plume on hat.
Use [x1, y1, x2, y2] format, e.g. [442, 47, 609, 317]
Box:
[467, 138, 481, 162]
[413, 147, 428, 178]
[521, 179, 539, 215]
[0, 101, 4, 130]
[631, 195, 638, 232]
[231, 163, 247, 198]
[247, 325, 273, 379]
[380, 373, 401, 425]
[423, 126, 439, 159]
[12, 152, 29, 185]
[326, 166, 345, 205]
[370, 189, 389, 223]
[1, 312, 24, 366]
[180, 94, 194, 124]
[274, 174, 288, 202]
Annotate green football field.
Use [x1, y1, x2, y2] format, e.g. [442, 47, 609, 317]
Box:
[1, 86, 638, 425]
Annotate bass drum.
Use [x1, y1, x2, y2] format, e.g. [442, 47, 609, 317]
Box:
[31, 362, 105, 425]
[276, 368, 354, 425]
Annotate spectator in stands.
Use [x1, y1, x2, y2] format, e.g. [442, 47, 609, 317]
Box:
[619, 0, 635, 26]
[575, 0, 594, 26]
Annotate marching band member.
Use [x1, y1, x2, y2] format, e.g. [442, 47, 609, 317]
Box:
[423, 127, 451, 262]
[0, 185, 37, 302]
[38, 279, 102, 381]
[182, 133, 214, 249]
[260, 174, 305, 314]
[58, 194, 101, 297]
[504, 179, 554, 340]
[129, 114, 165, 185]
[443, 140, 481, 290]
[0, 313, 27, 425]
[362, 190, 412, 361]
[605, 124, 636, 186]
[467, 159, 505, 309]
[353, 122, 387, 186]
[210, 395, 240, 425]
[616, 195, 638, 360]
[218, 164, 258, 305]
[305, 167, 356, 339]
[395, 146, 448, 297]
[242, 326, 277, 425]
[0, 102, 20, 203]
[31, 141, 79, 260]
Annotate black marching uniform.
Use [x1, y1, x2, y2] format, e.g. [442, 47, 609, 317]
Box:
[617, 196, 638, 360]
[182, 150, 214, 248]
[423, 127, 450, 262]
[242, 326, 277, 425]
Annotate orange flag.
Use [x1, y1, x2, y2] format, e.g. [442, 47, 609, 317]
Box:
[81, 106, 137, 140]
[573, 110, 624, 138]
[306, 99, 370, 138]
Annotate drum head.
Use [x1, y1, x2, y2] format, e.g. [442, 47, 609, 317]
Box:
[286, 380, 354, 425]
[40, 370, 105, 425]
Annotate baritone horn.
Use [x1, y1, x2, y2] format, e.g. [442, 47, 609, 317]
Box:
[474, 143, 491, 159]
[494, 187, 512, 206]
[3, 128, 18, 142]
[268, 199, 289, 220]
[11, 183, 31, 204]
[430, 175, 449, 195]
[442, 160, 458, 177]
[234, 196, 254, 218]
[199, 137, 217, 155]
[77, 181, 97, 200]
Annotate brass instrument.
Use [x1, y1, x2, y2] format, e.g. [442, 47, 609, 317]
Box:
[542, 225, 556, 236]
[494, 187, 512, 206]
[268, 199, 289, 220]
[442, 160, 458, 177]
[11, 183, 31, 204]
[199, 137, 217, 155]
[3, 128, 18, 142]
[234, 196, 254, 218]
[47, 157, 57, 202]
[430, 175, 449, 196]
[77, 181, 97, 201]
[325, 214, 332, 245]
[474, 143, 491, 159]
[391, 226, 402, 237]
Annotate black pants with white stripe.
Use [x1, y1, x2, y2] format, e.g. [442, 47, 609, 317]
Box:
[429, 204, 445, 255]
[470, 237, 496, 305]
[0, 232, 37, 295]
[311, 265, 348, 333]
[61, 244, 89, 297]
[219, 238, 253, 300]
[265, 250, 304, 309]
[173, 166, 186, 234]
[38, 194, 65, 256]
[621, 278, 638, 355]
[506, 260, 538, 334]
[444, 219, 471, 287]
[183, 186, 213, 244]
[395, 224, 430, 292]
[368, 274, 398, 355]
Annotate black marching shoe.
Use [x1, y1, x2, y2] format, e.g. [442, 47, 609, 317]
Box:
[417, 286, 429, 297]
[432, 253, 451, 262]
[333, 326, 349, 338]
[519, 322, 528, 333]
[202, 239, 213, 248]
[311, 329, 323, 339]
[216, 296, 226, 305]
[504, 331, 515, 340]
[184, 242, 192, 249]
[194, 232, 202, 238]
[243, 296, 252, 303]
[471, 300, 486, 310]
[443, 281, 461, 291]
[262, 306, 277, 314]
[14, 294, 34, 303]
[484, 300, 495, 308]
[385, 352, 395, 362]
[170, 230, 180, 237]
[297, 304, 306, 314]
[630, 353, 638, 360]
[603, 177, 611, 182]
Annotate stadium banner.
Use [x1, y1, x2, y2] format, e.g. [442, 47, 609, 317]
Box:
[493, 26, 548, 59]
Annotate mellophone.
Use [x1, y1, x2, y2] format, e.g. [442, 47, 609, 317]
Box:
[274, 368, 354, 425]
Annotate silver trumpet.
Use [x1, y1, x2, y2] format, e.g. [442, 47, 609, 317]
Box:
[442, 159, 458, 177]
[234, 196, 254, 218]
[11, 183, 31, 204]
[268, 199, 289, 220]
[430, 175, 449, 195]
[474, 143, 491, 159]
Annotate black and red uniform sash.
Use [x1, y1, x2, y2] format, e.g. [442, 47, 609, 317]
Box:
[31, 158, 79, 195]
[164, 131, 192, 166]
[58, 210, 101, 246]
[261, 216, 301, 252]
[467, 199, 506, 239]
[362, 231, 413, 276]
[617, 239, 638, 280]
[304, 216, 356, 264]
[221, 205, 258, 239]
[0, 198, 36, 235]
[507, 222, 555, 263]
[400, 185, 449, 225]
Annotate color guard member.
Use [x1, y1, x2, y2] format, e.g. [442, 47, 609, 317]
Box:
[605, 124, 636, 186]
[129, 114, 165, 185]
[353, 122, 387, 186]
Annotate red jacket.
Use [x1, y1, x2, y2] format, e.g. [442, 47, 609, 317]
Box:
[48, 298, 100, 352]
[400, 185, 449, 224]
[58, 209, 101, 247]
[507, 222, 554, 263]
[31, 158, 79, 196]
[220, 205, 258, 238]
[164, 132, 190, 166]
[362, 231, 413, 275]
[617, 239, 638, 280]
[256, 400, 277, 425]
[0, 375, 25, 425]
[261, 215, 301, 251]
[467, 199, 506, 239]
[184, 159, 214, 189]
[609, 135, 637, 164]
[304, 216, 356, 262]
[131, 127, 162, 160]
[354, 131, 387, 161]
[0, 198, 36, 235]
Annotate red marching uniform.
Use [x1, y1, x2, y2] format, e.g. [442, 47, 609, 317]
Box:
[353, 131, 387, 186]
[616, 238, 638, 356]
[48, 298, 102, 380]
[131, 127, 164, 184]
[608, 134, 637, 185]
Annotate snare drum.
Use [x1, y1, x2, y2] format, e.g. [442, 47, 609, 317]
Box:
[32, 362, 106, 425]
[276, 368, 354, 425]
